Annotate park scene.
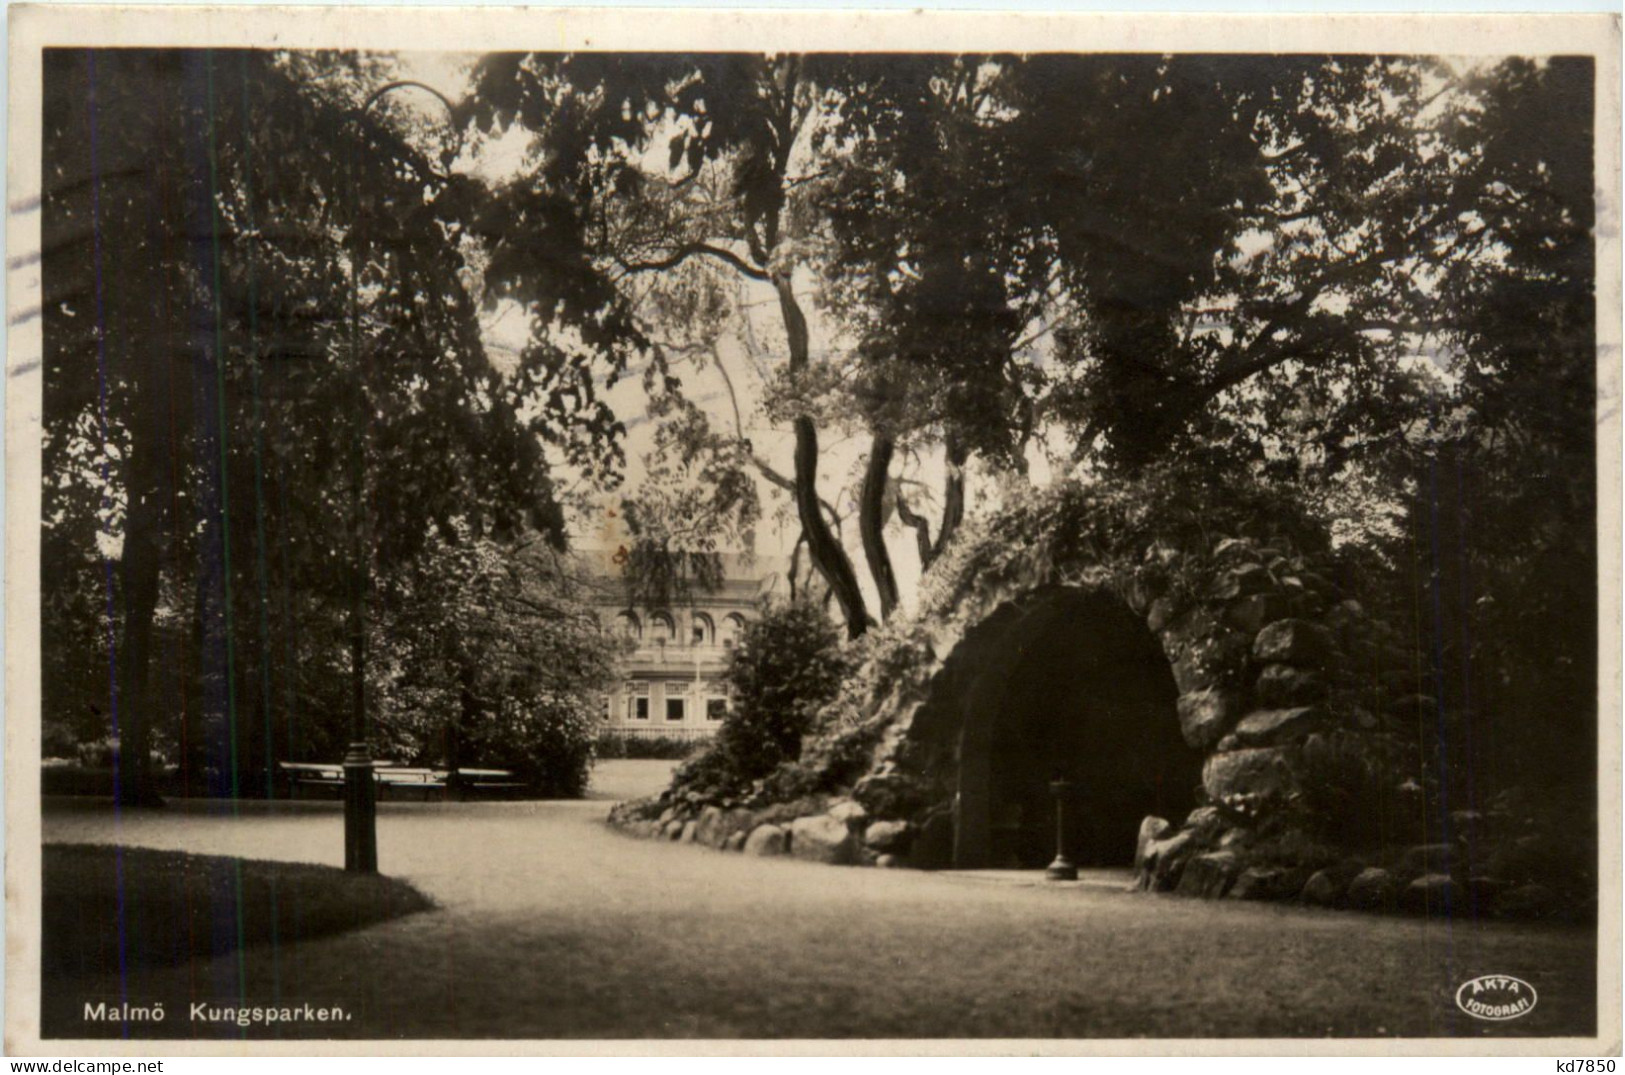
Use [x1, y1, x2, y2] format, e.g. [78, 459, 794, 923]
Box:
[32, 44, 1600, 1042]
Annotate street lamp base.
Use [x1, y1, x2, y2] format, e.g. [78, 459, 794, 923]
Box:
[1045, 855, 1078, 881]
[342, 740, 379, 874]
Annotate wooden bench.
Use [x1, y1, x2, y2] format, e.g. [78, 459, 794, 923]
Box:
[446, 767, 526, 800]
[278, 762, 522, 801]
[279, 761, 346, 799]
[375, 767, 448, 802]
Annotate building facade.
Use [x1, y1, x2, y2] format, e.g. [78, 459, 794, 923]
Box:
[583, 550, 781, 742]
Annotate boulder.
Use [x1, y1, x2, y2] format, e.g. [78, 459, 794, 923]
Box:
[1202, 748, 1291, 801]
[1184, 805, 1226, 845]
[828, 799, 869, 828]
[662, 819, 685, 840]
[1146, 596, 1181, 634]
[1163, 608, 1247, 688]
[1232, 707, 1325, 747]
[1255, 664, 1328, 707]
[874, 853, 904, 869]
[1403, 873, 1459, 915]
[1124, 572, 1165, 616]
[1209, 563, 1274, 601]
[1398, 843, 1456, 879]
[1252, 619, 1334, 667]
[723, 831, 748, 853]
[1346, 867, 1399, 911]
[863, 820, 913, 854]
[1170, 632, 1249, 694]
[1301, 869, 1344, 907]
[1134, 816, 1171, 871]
[852, 771, 931, 818]
[1224, 592, 1289, 636]
[789, 814, 858, 865]
[1229, 866, 1308, 901]
[1177, 689, 1240, 748]
[1142, 831, 1196, 891]
[692, 806, 728, 848]
[1302, 861, 1366, 907]
[1218, 827, 1253, 851]
[1212, 536, 1260, 564]
[1175, 851, 1239, 899]
[679, 820, 699, 844]
[742, 824, 788, 857]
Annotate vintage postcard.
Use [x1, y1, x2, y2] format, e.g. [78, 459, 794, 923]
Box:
[5, 5, 1620, 1056]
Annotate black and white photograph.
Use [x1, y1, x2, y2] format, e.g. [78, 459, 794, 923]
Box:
[5, 6, 1619, 1054]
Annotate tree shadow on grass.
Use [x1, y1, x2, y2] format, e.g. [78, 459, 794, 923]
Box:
[42, 843, 434, 980]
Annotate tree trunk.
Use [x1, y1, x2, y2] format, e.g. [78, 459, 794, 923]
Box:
[452, 660, 475, 772]
[114, 490, 164, 807]
[772, 273, 869, 636]
[933, 434, 969, 562]
[859, 432, 900, 620]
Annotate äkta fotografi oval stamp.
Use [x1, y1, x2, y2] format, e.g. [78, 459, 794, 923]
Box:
[1456, 975, 1538, 1021]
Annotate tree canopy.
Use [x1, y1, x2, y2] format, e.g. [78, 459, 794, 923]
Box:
[39, 47, 1597, 803]
[464, 51, 1593, 633]
[42, 48, 617, 800]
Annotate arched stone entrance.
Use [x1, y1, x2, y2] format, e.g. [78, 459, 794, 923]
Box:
[614, 477, 1438, 901]
[946, 587, 1199, 869]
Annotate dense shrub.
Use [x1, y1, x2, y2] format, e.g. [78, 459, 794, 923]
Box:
[671, 601, 853, 800]
[594, 733, 703, 761]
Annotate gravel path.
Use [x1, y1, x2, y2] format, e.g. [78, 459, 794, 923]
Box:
[40, 761, 1596, 1041]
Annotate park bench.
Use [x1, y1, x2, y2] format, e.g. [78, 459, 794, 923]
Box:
[279, 761, 346, 798]
[446, 767, 528, 801]
[278, 761, 524, 801]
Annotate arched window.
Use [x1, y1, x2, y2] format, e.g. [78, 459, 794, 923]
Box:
[649, 612, 676, 644]
[615, 612, 642, 641]
[690, 612, 715, 647]
[722, 613, 747, 648]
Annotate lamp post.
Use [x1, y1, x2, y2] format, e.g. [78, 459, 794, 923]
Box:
[1046, 779, 1079, 881]
[342, 79, 462, 873]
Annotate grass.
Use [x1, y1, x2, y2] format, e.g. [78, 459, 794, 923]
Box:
[37, 794, 1599, 1041]
[43, 844, 434, 981]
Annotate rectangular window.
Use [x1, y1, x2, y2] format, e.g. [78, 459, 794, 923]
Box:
[628, 683, 649, 721]
[665, 681, 691, 721]
[706, 697, 728, 722]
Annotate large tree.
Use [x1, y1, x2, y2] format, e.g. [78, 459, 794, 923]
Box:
[42, 49, 610, 800]
[466, 53, 1524, 636]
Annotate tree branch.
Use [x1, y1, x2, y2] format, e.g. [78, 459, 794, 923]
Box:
[894, 490, 935, 567]
[616, 242, 770, 281]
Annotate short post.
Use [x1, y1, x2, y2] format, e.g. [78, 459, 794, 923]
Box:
[1046, 779, 1078, 881]
[343, 741, 378, 873]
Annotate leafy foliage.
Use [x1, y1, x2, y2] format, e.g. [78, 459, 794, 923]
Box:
[371, 525, 617, 795]
[672, 601, 853, 799]
[41, 49, 618, 799]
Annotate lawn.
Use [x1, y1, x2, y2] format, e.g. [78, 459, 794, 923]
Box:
[43, 844, 434, 981]
[38, 800, 1600, 1041]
